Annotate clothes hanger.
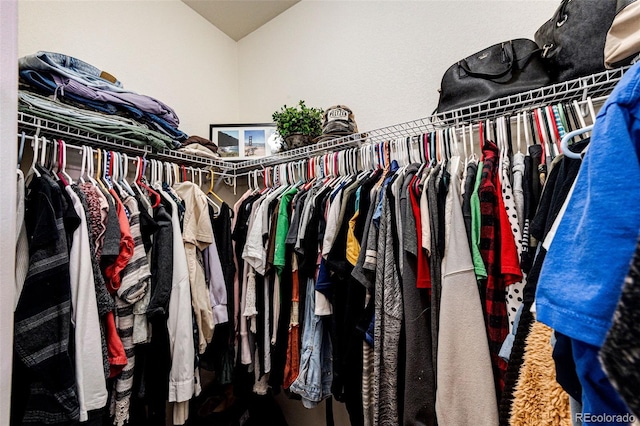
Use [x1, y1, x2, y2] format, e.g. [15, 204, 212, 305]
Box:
[58, 140, 72, 185]
[119, 153, 136, 196]
[28, 135, 42, 178]
[111, 152, 125, 195]
[79, 146, 87, 184]
[247, 170, 254, 192]
[586, 97, 597, 125]
[208, 168, 224, 204]
[87, 147, 100, 187]
[95, 149, 103, 188]
[165, 162, 173, 187]
[181, 165, 188, 183]
[557, 103, 569, 134]
[478, 121, 485, 155]
[17, 132, 26, 168]
[39, 136, 48, 171]
[173, 163, 180, 185]
[572, 100, 588, 129]
[46, 138, 56, 174]
[141, 157, 162, 209]
[560, 125, 593, 160]
[551, 105, 566, 143]
[103, 150, 114, 190]
[545, 106, 561, 157]
[468, 124, 476, 161]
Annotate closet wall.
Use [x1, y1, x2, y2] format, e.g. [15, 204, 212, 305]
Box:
[1, 0, 17, 424]
[237, 0, 559, 130]
[18, 0, 240, 137]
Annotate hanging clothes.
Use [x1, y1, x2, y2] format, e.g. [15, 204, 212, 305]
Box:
[436, 156, 498, 426]
[12, 174, 80, 424]
[536, 62, 640, 421]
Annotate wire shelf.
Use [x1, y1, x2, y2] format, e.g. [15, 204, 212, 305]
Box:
[428, 66, 628, 127]
[17, 111, 231, 170]
[231, 66, 629, 174]
[18, 66, 630, 177]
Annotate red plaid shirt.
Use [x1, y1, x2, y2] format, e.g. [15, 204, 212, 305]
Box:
[479, 140, 509, 399]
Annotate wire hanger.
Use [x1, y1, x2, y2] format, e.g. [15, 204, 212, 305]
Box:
[208, 168, 224, 203]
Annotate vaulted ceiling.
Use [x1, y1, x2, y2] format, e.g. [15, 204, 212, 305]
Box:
[182, 0, 300, 41]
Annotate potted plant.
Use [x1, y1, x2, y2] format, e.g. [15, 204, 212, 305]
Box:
[272, 100, 323, 150]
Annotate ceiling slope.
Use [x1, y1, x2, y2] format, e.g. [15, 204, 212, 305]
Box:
[182, 0, 299, 41]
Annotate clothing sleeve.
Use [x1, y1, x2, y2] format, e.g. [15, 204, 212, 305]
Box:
[243, 202, 267, 275]
[206, 236, 229, 325]
[321, 190, 343, 258]
[165, 196, 196, 403]
[195, 192, 214, 251]
[420, 176, 431, 253]
[66, 189, 108, 421]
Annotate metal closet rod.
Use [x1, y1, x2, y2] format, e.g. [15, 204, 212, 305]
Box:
[17, 66, 629, 176]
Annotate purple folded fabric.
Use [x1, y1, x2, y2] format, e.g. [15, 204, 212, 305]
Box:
[50, 73, 179, 127]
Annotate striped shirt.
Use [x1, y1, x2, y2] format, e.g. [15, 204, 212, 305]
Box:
[14, 174, 79, 424]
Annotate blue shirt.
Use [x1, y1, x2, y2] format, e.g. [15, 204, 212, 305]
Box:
[536, 62, 640, 347]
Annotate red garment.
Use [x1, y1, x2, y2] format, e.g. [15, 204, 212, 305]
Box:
[104, 189, 134, 293]
[283, 268, 300, 389]
[105, 312, 127, 378]
[408, 175, 431, 289]
[496, 173, 523, 285]
[478, 141, 509, 397]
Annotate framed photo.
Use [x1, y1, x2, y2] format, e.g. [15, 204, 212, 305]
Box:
[209, 123, 276, 159]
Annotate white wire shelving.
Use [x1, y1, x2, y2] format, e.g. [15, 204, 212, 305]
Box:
[17, 66, 630, 180]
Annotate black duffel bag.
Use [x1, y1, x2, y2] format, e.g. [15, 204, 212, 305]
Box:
[436, 39, 551, 113]
[535, 0, 618, 82]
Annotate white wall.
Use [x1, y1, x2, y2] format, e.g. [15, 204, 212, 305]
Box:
[0, 0, 18, 423]
[238, 0, 559, 131]
[19, 0, 239, 138]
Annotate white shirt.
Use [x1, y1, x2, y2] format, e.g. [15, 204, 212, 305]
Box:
[66, 186, 108, 421]
[159, 189, 196, 403]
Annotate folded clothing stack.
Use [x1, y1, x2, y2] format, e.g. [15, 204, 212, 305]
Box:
[177, 135, 220, 159]
[19, 51, 187, 147]
[19, 90, 175, 150]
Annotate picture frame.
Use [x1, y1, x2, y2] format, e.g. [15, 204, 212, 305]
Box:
[209, 123, 276, 159]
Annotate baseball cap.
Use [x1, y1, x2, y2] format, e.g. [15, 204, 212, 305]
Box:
[321, 105, 358, 136]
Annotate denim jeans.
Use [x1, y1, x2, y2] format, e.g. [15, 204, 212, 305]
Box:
[289, 277, 333, 408]
[19, 51, 125, 91]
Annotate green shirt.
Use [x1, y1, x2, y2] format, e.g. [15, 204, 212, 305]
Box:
[273, 186, 299, 272]
[470, 160, 488, 279]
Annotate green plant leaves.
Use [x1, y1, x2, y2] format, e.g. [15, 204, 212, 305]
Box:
[272, 100, 323, 140]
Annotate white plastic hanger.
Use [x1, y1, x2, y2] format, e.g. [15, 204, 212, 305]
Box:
[469, 124, 476, 160]
[38, 136, 48, 170]
[28, 135, 42, 178]
[561, 125, 593, 159]
[119, 153, 135, 196]
[88, 148, 100, 187]
[59, 140, 73, 184]
[79, 146, 87, 184]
